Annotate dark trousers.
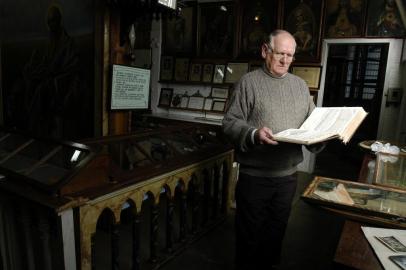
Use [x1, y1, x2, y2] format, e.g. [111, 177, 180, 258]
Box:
[235, 172, 298, 270]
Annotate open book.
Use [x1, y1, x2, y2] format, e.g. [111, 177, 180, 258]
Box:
[273, 107, 367, 145]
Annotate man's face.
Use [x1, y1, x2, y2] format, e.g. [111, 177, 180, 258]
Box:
[262, 33, 296, 77]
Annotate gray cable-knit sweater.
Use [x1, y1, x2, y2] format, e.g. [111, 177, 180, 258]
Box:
[222, 66, 315, 177]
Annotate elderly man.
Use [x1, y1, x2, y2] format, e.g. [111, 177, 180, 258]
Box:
[222, 29, 318, 269]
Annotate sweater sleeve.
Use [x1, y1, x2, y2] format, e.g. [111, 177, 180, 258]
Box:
[222, 78, 256, 152]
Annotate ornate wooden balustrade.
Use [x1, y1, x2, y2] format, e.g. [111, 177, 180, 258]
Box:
[0, 123, 234, 270]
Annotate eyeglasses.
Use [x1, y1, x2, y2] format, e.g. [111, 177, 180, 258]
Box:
[266, 45, 295, 62]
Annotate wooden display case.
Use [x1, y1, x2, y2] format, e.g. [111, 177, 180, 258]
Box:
[0, 124, 234, 270]
[302, 176, 406, 228]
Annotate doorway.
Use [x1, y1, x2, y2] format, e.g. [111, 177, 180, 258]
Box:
[314, 43, 389, 180]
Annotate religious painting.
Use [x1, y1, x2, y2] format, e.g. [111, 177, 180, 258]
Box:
[282, 0, 324, 63]
[324, 0, 367, 38]
[236, 0, 278, 59]
[162, 4, 196, 55]
[0, 0, 96, 140]
[197, 2, 235, 58]
[365, 0, 406, 37]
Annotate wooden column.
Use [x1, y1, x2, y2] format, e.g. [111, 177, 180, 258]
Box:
[179, 192, 187, 242]
[38, 213, 52, 270]
[111, 224, 120, 270]
[131, 214, 141, 270]
[150, 204, 159, 263]
[166, 201, 174, 253]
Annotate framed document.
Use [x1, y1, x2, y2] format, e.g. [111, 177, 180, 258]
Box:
[213, 64, 226, 84]
[171, 93, 182, 108]
[160, 55, 174, 81]
[174, 58, 190, 81]
[224, 62, 249, 84]
[211, 87, 229, 99]
[212, 99, 226, 112]
[203, 98, 213, 111]
[189, 63, 202, 82]
[110, 64, 150, 110]
[180, 95, 189, 108]
[202, 63, 214, 83]
[158, 88, 173, 107]
[291, 66, 321, 89]
[187, 96, 205, 110]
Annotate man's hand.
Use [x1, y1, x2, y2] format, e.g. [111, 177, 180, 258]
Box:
[255, 127, 278, 145]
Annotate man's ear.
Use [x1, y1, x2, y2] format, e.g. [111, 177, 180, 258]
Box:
[261, 44, 268, 59]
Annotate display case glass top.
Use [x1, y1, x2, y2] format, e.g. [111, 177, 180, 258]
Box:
[0, 128, 94, 190]
[302, 176, 406, 227]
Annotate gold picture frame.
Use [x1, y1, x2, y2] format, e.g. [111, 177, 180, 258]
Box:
[291, 66, 321, 89]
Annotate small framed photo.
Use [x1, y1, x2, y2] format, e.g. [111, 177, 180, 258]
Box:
[174, 58, 190, 82]
[224, 62, 249, 84]
[213, 64, 226, 84]
[158, 88, 173, 107]
[180, 95, 189, 108]
[202, 63, 214, 83]
[389, 255, 406, 270]
[160, 55, 174, 81]
[291, 66, 321, 89]
[211, 87, 229, 99]
[375, 236, 406, 252]
[189, 63, 202, 82]
[170, 93, 182, 108]
[187, 96, 205, 110]
[212, 99, 226, 112]
[203, 98, 213, 111]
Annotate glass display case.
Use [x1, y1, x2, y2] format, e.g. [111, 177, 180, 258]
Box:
[0, 123, 234, 270]
[374, 152, 406, 190]
[302, 176, 406, 228]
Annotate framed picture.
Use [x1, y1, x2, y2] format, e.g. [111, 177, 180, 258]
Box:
[202, 63, 214, 83]
[211, 87, 229, 99]
[213, 64, 226, 84]
[170, 93, 182, 108]
[291, 66, 321, 89]
[158, 88, 173, 107]
[365, 0, 406, 37]
[197, 2, 235, 57]
[160, 55, 174, 81]
[180, 93, 189, 108]
[174, 58, 190, 82]
[189, 63, 202, 82]
[187, 96, 205, 110]
[212, 99, 226, 112]
[282, 0, 324, 63]
[162, 4, 196, 55]
[224, 62, 249, 84]
[203, 98, 213, 111]
[236, 0, 279, 58]
[323, 0, 366, 38]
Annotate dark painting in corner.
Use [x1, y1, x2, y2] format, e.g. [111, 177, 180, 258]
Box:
[365, 0, 406, 37]
[0, 0, 95, 140]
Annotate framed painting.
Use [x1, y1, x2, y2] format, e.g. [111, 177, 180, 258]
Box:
[365, 0, 406, 37]
[160, 55, 174, 81]
[224, 62, 249, 84]
[189, 63, 202, 82]
[211, 87, 229, 99]
[212, 64, 226, 84]
[236, 0, 279, 59]
[158, 88, 173, 107]
[197, 2, 235, 57]
[323, 0, 366, 38]
[162, 4, 196, 55]
[282, 0, 324, 63]
[291, 66, 321, 89]
[202, 63, 214, 83]
[0, 0, 97, 140]
[212, 99, 226, 112]
[174, 58, 190, 82]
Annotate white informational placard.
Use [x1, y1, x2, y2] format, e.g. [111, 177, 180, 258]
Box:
[111, 65, 150, 110]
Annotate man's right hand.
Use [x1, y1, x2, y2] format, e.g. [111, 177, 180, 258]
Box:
[255, 127, 279, 145]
